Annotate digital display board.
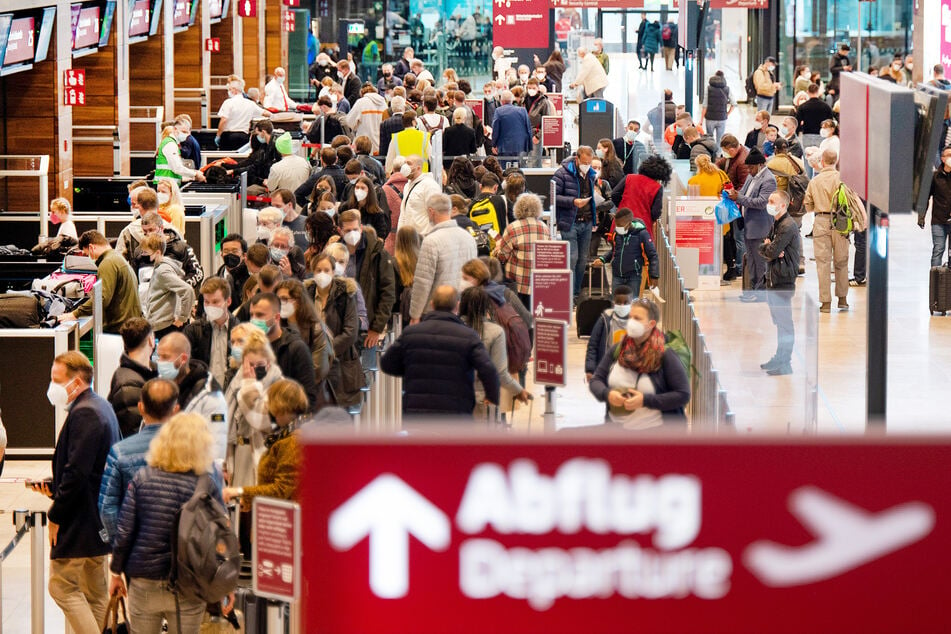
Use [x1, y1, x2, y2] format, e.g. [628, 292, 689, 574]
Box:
[172, 0, 190, 27]
[3, 17, 35, 66]
[97, 0, 116, 48]
[34, 7, 56, 62]
[129, 0, 149, 37]
[73, 6, 100, 50]
[148, 0, 163, 35]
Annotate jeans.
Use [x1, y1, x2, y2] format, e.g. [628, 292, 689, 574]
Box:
[612, 274, 637, 295]
[733, 220, 746, 272]
[932, 224, 951, 267]
[128, 577, 206, 634]
[706, 119, 726, 146]
[767, 287, 795, 364]
[853, 228, 867, 281]
[745, 237, 767, 290]
[755, 95, 774, 114]
[49, 556, 110, 634]
[562, 220, 593, 297]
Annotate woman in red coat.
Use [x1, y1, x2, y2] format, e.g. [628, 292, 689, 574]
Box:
[610, 155, 672, 242]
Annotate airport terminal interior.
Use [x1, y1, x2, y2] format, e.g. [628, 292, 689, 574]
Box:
[0, 0, 947, 630]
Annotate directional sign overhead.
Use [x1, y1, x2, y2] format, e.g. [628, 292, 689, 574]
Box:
[492, 0, 549, 49]
[301, 436, 951, 633]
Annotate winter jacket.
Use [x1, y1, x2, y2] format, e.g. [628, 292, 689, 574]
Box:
[357, 154, 386, 186]
[183, 314, 240, 370]
[827, 53, 851, 95]
[716, 145, 750, 191]
[688, 136, 719, 173]
[353, 228, 396, 333]
[145, 258, 195, 332]
[225, 362, 283, 485]
[585, 308, 627, 374]
[554, 157, 598, 231]
[306, 112, 347, 145]
[611, 174, 663, 241]
[704, 75, 731, 121]
[243, 431, 300, 502]
[98, 422, 163, 544]
[72, 248, 143, 334]
[736, 167, 777, 240]
[178, 360, 228, 463]
[612, 138, 648, 176]
[643, 22, 662, 54]
[271, 328, 320, 409]
[379, 116, 405, 159]
[397, 173, 442, 236]
[442, 123, 478, 159]
[491, 104, 533, 156]
[346, 92, 389, 153]
[760, 212, 802, 289]
[49, 388, 120, 559]
[524, 93, 553, 135]
[574, 54, 609, 97]
[381, 311, 500, 415]
[110, 467, 221, 579]
[599, 219, 659, 281]
[108, 354, 158, 438]
[409, 220, 478, 319]
[126, 225, 204, 290]
[310, 277, 363, 407]
[589, 344, 690, 420]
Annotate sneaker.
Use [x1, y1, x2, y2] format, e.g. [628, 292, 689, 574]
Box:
[820, 302, 831, 313]
[798, 266, 806, 275]
[740, 294, 764, 303]
[849, 279, 866, 287]
[760, 357, 780, 370]
[722, 269, 738, 282]
[767, 363, 793, 376]
[838, 299, 850, 310]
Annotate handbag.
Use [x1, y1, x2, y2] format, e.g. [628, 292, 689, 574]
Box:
[714, 191, 741, 225]
[101, 595, 128, 634]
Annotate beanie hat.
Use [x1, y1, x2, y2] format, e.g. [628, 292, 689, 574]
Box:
[275, 132, 293, 156]
[745, 148, 766, 165]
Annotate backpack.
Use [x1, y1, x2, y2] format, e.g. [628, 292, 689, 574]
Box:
[168, 474, 240, 604]
[831, 183, 853, 236]
[745, 72, 757, 101]
[662, 25, 672, 41]
[420, 115, 445, 133]
[494, 301, 531, 374]
[469, 196, 502, 235]
[770, 158, 810, 217]
[468, 227, 494, 257]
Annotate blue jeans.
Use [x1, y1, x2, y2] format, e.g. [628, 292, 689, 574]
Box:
[706, 119, 726, 146]
[612, 274, 636, 295]
[562, 220, 593, 297]
[756, 95, 774, 114]
[733, 220, 746, 271]
[932, 224, 951, 267]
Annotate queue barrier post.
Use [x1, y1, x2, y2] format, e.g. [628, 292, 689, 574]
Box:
[0, 510, 47, 634]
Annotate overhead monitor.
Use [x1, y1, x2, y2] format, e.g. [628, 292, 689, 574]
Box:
[73, 6, 100, 52]
[129, 0, 149, 40]
[172, 0, 190, 28]
[98, 0, 116, 48]
[209, 0, 223, 19]
[70, 3, 82, 46]
[188, 0, 199, 26]
[913, 84, 951, 215]
[148, 0, 162, 35]
[34, 7, 56, 62]
[2, 17, 35, 66]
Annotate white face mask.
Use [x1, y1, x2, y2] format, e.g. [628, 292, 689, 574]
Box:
[625, 130, 637, 143]
[276, 75, 285, 84]
[257, 226, 273, 241]
[46, 378, 72, 408]
[334, 262, 346, 276]
[354, 188, 368, 202]
[595, 148, 605, 159]
[614, 303, 631, 318]
[527, 89, 538, 97]
[315, 271, 333, 289]
[766, 204, 779, 217]
[157, 192, 170, 205]
[176, 131, 188, 143]
[944, 158, 951, 169]
[343, 229, 362, 246]
[280, 301, 296, 319]
[322, 207, 336, 218]
[626, 318, 647, 339]
[820, 128, 832, 138]
[400, 163, 413, 177]
[615, 225, 629, 236]
[519, 74, 529, 81]
[204, 305, 226, 322]
[578, 163, 590, 175]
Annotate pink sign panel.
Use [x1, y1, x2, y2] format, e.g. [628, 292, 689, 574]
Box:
[676, 219, 716, 267]
[533, 240, 569, 270]
[548, 93, 563, 116]
[493, 0, 549, 49]
[465, 99, 484, 121]
[533, 318, 567, 386]
[709, 0, 768, 7]
[531, 269, 572, 324]
[301, 436, 951, 633]
[541, 116, 564, 149]
[943, 0, 951, 76]
[253, 497, 301, 602]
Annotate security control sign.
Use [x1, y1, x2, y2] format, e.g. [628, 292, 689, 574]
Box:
[252, 498, 301, 602]
[541, 116, 563, 149]
[532, 240, 569, 271]
[302, 437, 951, 632]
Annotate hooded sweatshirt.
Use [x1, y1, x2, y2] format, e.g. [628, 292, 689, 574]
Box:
[346, 91, 389, 153]
[145, 257, 195, 331]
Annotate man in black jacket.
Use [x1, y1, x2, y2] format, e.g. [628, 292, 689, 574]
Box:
[337, 59, 363, 107]
[759, 191, 801, 376]
[184, 277, 239, 389]
[216, 233, 250, 302]
[379, 96, 407, 158]
[250, 293, 319, 408]
[236, 120, 280, 195]
[108, 317, 157, 437]
[381, 285, 499, 417]
[41, 351, 119, 633]
[337, 210, 396, 348]
[295, 147, 348, 208]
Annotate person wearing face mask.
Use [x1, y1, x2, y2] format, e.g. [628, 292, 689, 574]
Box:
[382, 156, 410, 253]
[39, 351, 120, 634]
[806, 119, 840, 172]
[534, 66, 555, 93]
[610, 154, 673, 244]
[716, 135, 751, 282]
[744, 110, 773, 152]
[523, 78, 554, 154]
[233, 120, 280, 194]
[324, 241, 370, 331]
[216, 79, 268, 150]
[752, 56, 782, 114]
[108, 318, 159, 438]
[184, 277, 239, 389]
[310, 52, 337, 88]
[248, 293, 320, 409]
[396, 154, 442, 235]
[569, 47, 608, 100]
[154, 332, 229, 461]
[593, 207, 659, 295]
[726, 148, 777, 302]
[920, 147, 951, 274]
[377, 62, 404, 94]
[276, 280, 333, 389]
[154, 178, 186, 234]
[153, 125, 205, 185]
[589, 297, 690, 428]
[335, 59, 362, 107]
[778, 116, 804, 159]
[266, 132, 311, 195]
[386, 111, 433, 175]
[585, 285, 633, 382]
[47, 197, 78, 240]
[263, 66, 298, 112]
[306, 254, 363, 407]
[270, 189, 309, 251]
[555, 146, 598, 299]
[758, 191, 802, 376]
[268, 226, 308, 281]
[215, 234, 250, 302]
[344, 175, 391, 241]
[612, 122, 649, 177]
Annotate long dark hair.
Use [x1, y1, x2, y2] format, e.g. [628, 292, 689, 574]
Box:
[447, 157, 477, 197]
[310, 175, 337, 203]
[459, 286, 496, 339]
[276, 278, 322, 341]
[345, 176, 383, 215]
[305, 210, 337, 254]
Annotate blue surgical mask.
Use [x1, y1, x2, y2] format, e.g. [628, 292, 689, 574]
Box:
[156, 359, 180, 380]
[230, 346, 244, 363]
[270, 247, 288, 262]
[256, 134, 266, 144]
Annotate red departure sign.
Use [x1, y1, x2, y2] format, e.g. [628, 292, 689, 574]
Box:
[541, 116, 564, 149]
[302, 436, 951, 633]
[531, 269, 572, 324]
[63, 69, 86, 106]
[252, 498, 301, 602]
[533, 240, 569, 271]
[533, 318, 567, 386]
[238, 0, 257, 17]
[493, 0, 549, 49]
[283, 10, 296, 32]
[204, 37, 220, 52]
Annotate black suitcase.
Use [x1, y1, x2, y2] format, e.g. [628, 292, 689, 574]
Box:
[234, 585, 269, 634]
[576, 265, 612, 338]
[930, 266, 951, 315]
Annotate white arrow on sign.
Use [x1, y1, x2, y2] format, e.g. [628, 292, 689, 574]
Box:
[495, 14, 505, 25]
[744, 486, 934, 587]
[329, 474, 450, 599]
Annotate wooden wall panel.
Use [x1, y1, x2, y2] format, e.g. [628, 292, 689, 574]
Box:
[210, 15, 235, 113]
[129, 26, 167, 153]
[242, 15, 263, 92]
[72, 37, 118, 177]
[173, 24, 202, 123]
[265, 3, 282, 75]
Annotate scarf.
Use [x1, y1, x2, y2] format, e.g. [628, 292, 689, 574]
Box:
[617, 328, 665, 375]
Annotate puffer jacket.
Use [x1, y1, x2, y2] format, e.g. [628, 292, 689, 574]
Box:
[108, 354, 157, 438]
[688, 136, 719, 173]
[643, 22, 661, 54]
[599, 218, 659, 281]
[705, 75, 731, 121]
[98, 423, 163, 543]
[380, 311, 499, 415]
[110, 467, 221, 579]
[309, 277, 362, 408]
[554, 156, 598, 231]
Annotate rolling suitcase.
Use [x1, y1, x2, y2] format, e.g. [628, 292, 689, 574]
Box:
[930, 266, 951, 315]
[233, 585, 268, 634]
[576, 264, 612, 338]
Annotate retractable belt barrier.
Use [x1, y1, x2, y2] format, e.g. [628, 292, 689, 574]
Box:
[0, 509, 47, 634]
[354, 314, 403, 432]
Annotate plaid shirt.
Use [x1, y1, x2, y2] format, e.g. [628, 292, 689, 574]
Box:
[495, 217, 550, 294]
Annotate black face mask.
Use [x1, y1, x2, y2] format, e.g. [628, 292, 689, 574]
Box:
[223, 253, 242, 269]
[254, 365, 268, 381]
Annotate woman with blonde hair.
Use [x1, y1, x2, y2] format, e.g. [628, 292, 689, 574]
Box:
[49, 197, 78, 239]
[155, 178, 186, 234]
[223, 378, 308, 506]
[109, 413, 234, 632]
[393, 226, 422, 324]
[688, 154, 730, 197]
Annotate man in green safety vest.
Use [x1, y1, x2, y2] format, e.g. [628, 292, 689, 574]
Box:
[154, 120, 205, 184]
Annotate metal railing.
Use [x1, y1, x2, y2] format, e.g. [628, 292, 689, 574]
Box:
[0, 510, 46, 634]
[0, 155, 50, 236]
[72, 125, 121, 176]
[655, 224, 734, 432]
[356, 315, 403, 432]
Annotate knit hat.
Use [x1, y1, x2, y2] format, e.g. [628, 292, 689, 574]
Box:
[745, 147, 766, 165]
[275, 132, 293, 155]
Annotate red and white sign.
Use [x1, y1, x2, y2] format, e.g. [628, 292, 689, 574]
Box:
[63, 69, 86, 107]
[541, 116, 563, 149]
[301, 437, 951, 632]
[548, 93, 563, 116]
[674, 197, 718, 285]
[205, 37, 221, 52]
[283, 10, 296, 32]
[533, 240, 569, 271]
[238, 0, 257, 17]
[465, 99, 484, 121]
[709, 0, 768, 7]
[283, 0, 301, 5]
[531, 269, 572, 324]
[493, 0, 549, 49]
[533, 318, 567, 386]
[252, 497, 301, 602]
[942, 0, 951, 77]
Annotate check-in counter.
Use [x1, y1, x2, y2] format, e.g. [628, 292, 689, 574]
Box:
[0, 282, 102, 457]
[182, 172, 248, 246]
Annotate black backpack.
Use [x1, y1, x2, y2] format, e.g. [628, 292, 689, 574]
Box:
[745, 72, 757, 101]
